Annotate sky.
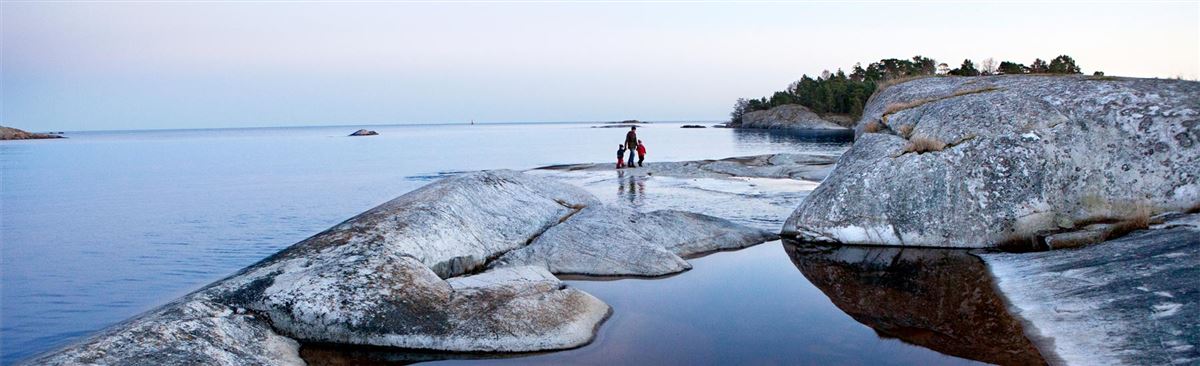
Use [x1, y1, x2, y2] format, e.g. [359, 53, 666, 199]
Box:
[2, 1, 1198, 131]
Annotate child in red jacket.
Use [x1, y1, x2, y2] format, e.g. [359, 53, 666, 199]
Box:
[636, 140, 647, 167]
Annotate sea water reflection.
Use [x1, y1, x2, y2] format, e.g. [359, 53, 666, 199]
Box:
[784, 241, 1048, 365]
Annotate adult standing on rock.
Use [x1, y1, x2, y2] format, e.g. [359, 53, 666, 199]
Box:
[625, 126, 638, 168]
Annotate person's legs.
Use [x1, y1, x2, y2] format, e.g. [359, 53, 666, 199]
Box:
[627, 148, 636, 167]
[638, 153, 644, 167]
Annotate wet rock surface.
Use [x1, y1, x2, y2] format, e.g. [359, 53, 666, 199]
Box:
[785, 242, 1047, 366]
[786, 75, 1200, 247]
[736, 104, 851, 131]
[494, 206, 777, 276]
[981, 213, 1200, 366]
[28, 169, 780, 364]
[538, 153, 841, 182]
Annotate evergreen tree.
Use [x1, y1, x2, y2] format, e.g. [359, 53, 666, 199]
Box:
[950, 59, 980, 76]
[1029, 58, 1049, 73]
[1048, 55, 1082, 74]
[997, 61, 1027, 74]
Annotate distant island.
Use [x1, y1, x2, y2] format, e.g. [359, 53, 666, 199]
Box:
[1, 126, 65, 140]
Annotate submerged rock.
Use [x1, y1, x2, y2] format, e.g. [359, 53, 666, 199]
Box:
[494, 206, 777, 276]
[538, 153, 841, 182]
[785, 75, 1200, 247]
[736, 104, 850, 131]
[785, 242, 1047, 366]
[980, 213, 1200, 365]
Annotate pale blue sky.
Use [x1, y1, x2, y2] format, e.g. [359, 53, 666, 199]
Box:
[3, 1, 1198, 131]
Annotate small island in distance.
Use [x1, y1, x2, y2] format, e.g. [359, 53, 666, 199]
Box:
[1, 126, 65, 140]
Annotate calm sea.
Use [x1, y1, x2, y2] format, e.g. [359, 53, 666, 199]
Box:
[1, 122, 978, 365]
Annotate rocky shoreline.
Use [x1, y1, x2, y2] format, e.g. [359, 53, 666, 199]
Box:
[27, 168, 779, 365]
[782, 75, 1199, 365]
[26, 75, 1198, 366]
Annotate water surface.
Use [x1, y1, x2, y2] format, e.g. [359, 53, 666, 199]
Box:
[1, 122, 846, 363]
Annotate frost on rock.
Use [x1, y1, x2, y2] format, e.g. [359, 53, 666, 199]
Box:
[980, 214, 1200, 365]
[786, 75, 1200, 247]
[492, 206, 778, 276]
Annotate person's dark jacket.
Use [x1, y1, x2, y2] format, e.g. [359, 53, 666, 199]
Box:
[625, 130, 638, 149]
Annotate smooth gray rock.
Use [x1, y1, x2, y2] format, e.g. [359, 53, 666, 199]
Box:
[200, 170, 608, 353]
[981, 213, 1200, 365]
[538, 153, 841, 182]
[27, 299, 304, 366]
[493, 206, 777, 276]
[785, 75, 1200, 247]
[28, 170, 612, 364]
[738, 104, 850, 131]
[31, 168, 782, 364]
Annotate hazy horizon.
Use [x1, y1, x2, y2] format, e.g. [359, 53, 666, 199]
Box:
[4, 1, 1198, 131]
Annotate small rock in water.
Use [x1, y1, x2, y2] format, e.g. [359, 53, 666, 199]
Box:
[681, 124, 707, 128]
[348, 129, 379, 136]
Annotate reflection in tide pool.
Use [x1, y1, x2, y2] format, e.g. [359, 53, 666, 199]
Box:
[299, 167, 986, 365]
[785, 242, 1048, 365]
[301, 242, 984, 366]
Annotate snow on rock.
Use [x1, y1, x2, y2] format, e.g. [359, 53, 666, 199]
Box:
[786, 75, 1200, 247]
[981, 214, 1200, 365]
[493, 206, 777, 276]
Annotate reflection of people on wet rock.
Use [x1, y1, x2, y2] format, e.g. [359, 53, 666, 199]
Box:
[616, 174, 645, 206]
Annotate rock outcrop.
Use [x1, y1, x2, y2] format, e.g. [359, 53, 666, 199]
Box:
[495, 206, 777, 276]
[30, 299, 305, 366]
[980, 213, 1199, 366]
[1, 126, 64, 140]
[349, 129, 379, 136]
[736, 104, 850, 131]
[785, 242, 1047, 365]
[29, 169, 774, 364]
[538, 153, 841, 182]
[784, 75, 1200, 247]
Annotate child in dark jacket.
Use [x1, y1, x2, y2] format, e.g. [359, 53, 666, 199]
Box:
[616, 145, 626, 169]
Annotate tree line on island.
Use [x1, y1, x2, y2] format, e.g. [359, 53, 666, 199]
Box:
[730, 55, 1087, 124]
